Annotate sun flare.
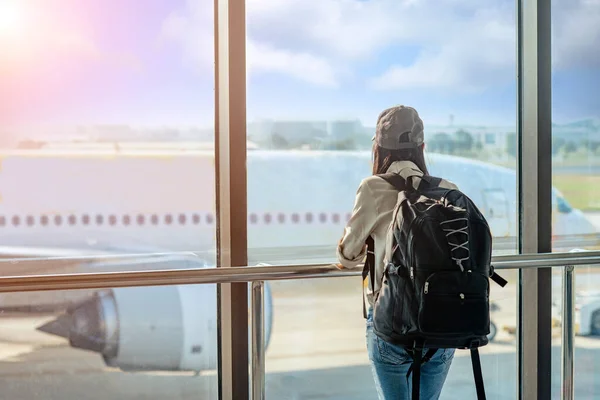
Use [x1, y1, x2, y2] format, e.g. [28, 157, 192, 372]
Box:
[0, 1, 25, 36]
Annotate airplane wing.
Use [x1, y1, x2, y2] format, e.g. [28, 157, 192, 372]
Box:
[0, 245, 211, 314]
[0, 246, 104, 259]
[0, 245, 117, 276]
[0, 245, 213, 274]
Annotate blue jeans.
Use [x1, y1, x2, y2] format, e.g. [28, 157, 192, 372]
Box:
[366, 308, 454, 399]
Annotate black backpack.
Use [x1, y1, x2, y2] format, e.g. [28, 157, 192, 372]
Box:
[364, 167, 507, 400]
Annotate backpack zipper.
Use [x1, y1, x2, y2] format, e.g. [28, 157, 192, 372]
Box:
[407, 215, 429, 280]
[423, 288, 480, 301]
[423, 271, 489, 296]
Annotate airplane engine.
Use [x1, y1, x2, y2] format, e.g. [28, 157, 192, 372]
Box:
[38, 283, 274, 373]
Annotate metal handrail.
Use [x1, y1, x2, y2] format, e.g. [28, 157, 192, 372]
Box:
[1, 250, 600, 293]
[0, 251, 595, 399]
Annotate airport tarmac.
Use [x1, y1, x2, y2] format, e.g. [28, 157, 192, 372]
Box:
[0, 274, 599, 399]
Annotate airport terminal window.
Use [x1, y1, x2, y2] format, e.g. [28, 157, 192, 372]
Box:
[243, 0, 519, 398]
[244, 1, 522, 266]
[245, 1, 520, 263]
[3, 0, 590, 398]
[0, 0, 217, 274]
[550, 0, 600, 254]
[0, 1, 219, 397]
[551, 0, 600, 397]
[193, 214, 201, 224]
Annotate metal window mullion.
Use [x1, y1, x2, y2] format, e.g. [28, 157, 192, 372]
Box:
[561, 265, 575, 400]
[215, 0, 249, 399]
[517, 0, 552, 398]
[251, 281, 266, 400]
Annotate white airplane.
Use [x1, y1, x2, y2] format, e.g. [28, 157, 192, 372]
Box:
[0, 145, 598, 374]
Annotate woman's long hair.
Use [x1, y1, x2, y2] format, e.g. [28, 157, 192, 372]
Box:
[372, 134, 429, 175]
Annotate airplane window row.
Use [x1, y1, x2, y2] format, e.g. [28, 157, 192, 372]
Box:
[0, 212, 352, 227]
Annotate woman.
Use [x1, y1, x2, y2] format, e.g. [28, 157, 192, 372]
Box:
[336, 105, 457, 399]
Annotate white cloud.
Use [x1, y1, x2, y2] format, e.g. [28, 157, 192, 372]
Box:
[552, 0, 600, 69]
[159, 0, 341, 86]
[246, 0, 518, 91]
[246, 0, 415, 60]
[247, 41, 341, 87]
[370, 7, 516, 91]
[160, 0, 600, 91]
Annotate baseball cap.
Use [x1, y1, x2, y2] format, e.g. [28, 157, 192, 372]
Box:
[372, 105, 424, 150]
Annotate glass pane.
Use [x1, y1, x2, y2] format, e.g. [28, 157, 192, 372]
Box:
[263, 275, 518, 399]
[0, 0, 216, 273]
[0, 283, 219, 398]
[550, 0, 600, 396]
[551, 265, 600, 399]
[243, 0, 519, 397]
[244, 0, 519, 266]
[550, 0, 600, 253]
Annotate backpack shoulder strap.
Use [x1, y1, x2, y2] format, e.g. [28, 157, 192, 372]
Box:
[362, 235, 376, 319]
[406, 347, 438, 400]
[490, 266, 508, 287]
[471, 348, 487, 400]
[378, 170, 443, 192]
[378, 172, 407, 191]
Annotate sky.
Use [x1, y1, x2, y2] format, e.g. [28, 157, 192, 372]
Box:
[0, 0, 599, 131]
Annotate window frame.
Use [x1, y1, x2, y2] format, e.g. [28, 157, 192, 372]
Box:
[215, 0, 250, 399]
[517, 0, 553, 398]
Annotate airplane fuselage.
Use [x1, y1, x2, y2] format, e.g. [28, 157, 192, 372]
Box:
[0, 147, 596, 266]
